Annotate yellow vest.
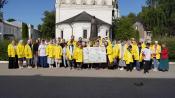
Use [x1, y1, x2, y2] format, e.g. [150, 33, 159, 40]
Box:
[113, 44, 119, 59]
[54, 45, 62, 59]
[24, 44, 33, 59]
[106, 45, 114, 63]
[67, 40, 77, 47]
[74, 47, 83, 63]
[151, 44, 161, 59]
[141, 43, 146, 49]
[46, 44, 55, 58]
[7, 44, 16, 57]
[16, 43, 25, 58]
[131, 44, 140, 61]
[124, 49, 134, 64]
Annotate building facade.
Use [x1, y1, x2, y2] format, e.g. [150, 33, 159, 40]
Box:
[133, 21, 152, 41]
[55, 0, 119, 41]
[0, 21, 40, 40]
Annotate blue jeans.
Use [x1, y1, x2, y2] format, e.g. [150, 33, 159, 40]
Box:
[39, 56, 48, 68]
[135, 60, 140, 70]
[153, 58, 159, 69]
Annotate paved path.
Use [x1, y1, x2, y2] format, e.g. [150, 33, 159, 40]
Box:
[0, 64, 175, 78]
[0, 64, 175, 98]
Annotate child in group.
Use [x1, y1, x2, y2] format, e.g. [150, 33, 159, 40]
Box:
[46, 40, 55, 68]
[105, 41, 114, 69]
[16, 40, 25, 69]
[142, 43, 152, 74]
[67, 41, 76, 69]
[24, 40, 33, 68]
[74, 43, 83, 70]
[62, 43, 67, 68]
[124, 45, 134, 72]
[54, 42, 62, 68]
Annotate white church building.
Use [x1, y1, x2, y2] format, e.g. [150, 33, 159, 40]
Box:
[55, 0, 119, 41]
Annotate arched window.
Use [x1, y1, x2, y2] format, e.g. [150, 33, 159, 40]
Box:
[60, 0, 66, 4]
[81, 0, 86, 5]
[91, 0, 97, 5]
[101, 0, 107, 5]
[71, 0, 76, 4]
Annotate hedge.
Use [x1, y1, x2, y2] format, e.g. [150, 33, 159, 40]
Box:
[0, 40, 10, 61]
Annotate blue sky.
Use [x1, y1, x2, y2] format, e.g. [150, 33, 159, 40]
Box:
[3, 0, 146, 28]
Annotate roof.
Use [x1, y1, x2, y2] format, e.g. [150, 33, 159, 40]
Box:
[56, 11, 111, 26]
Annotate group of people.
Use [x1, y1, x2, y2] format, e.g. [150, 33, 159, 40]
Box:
[7, 36, 169, 73]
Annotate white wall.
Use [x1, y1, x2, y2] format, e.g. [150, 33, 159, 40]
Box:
[56, 2, 113, 25]
[98, 25, 110, 37]
[56, 22, 110, 41]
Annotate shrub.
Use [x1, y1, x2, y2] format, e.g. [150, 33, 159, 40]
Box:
[0, 40, 10, 60]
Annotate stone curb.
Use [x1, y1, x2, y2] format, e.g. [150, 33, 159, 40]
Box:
[0, 61, 175, 64]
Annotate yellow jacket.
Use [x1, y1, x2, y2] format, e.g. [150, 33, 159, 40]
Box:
[46, 44, 55, 58]
[131, 44, 140, 61]
[113, 44, 119, 59]
[67, 40, 77, 47]
[118, 44, 127, 59]
[7, 44, 16, 57]
[151, 45, 161, 59]
[142, 43, 146, 49]
[124, 49, 134, 64]
[74, 47, 83, 63]
[24, 44, 33, 59]
[106, 45, 114, 63]
[16, 43, 25, 58]
[54, 45, 62, 59]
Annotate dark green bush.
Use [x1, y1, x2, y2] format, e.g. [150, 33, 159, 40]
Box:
[0, 40, 10, 60]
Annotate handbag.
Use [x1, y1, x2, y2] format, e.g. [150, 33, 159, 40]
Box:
[119, 60, 126, 67]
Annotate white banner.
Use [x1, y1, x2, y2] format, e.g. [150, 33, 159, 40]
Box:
[83, 47, 107, 63]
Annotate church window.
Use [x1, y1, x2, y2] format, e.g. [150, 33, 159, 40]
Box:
[61, 30, 64, 38]
[81, 0, 86, 5]
[71, 0, 76, 4]
[60, 0, 65, 4]
[102, 0, 107, 5]
[91, 0, 97, 5]
[83, 29, 87, 39]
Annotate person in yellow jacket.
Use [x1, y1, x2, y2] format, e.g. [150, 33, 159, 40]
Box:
[118, 41, 127, 70]
[66, 41, 76, 69]
[151, 41, 161, 71]
[8, 40, 17, 69]
[124, 45, 134, 71]
[54, 42, 62, 68]
[113, 40, 120, 68]
[67, 35, 77, 47]
[16, 40, 25, 69]
[46, 40, 55, 68]
[131, 41, 140, 71]
[104, 41, 113, 69]
[73, 43, 83, 69]
[24, 40, 33, 68]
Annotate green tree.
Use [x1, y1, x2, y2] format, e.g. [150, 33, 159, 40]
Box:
[22, 22, 28, 39]
[40, 10, 55, 38]
[138, 0, 175, 37]
[114, 16, 138, 40]
[7, 18, 16, 22]
[37, 24, 41, 31]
